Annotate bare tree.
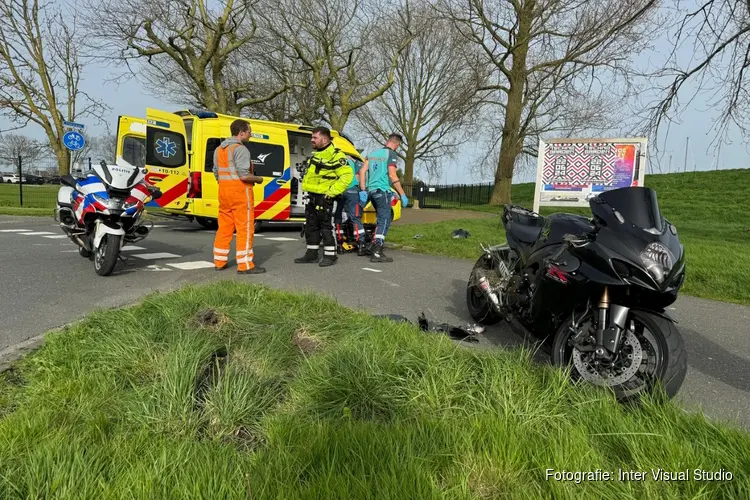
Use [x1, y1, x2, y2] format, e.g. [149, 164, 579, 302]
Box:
[69, 133, 118, 165]
[83, 0, 290, 115]
[257, 0, 414, 132]
[435, 0, 661, 205]
[646, 1, 750, 142]
[0, 0, 109, 175]
[0, 133, 46, 167]
[357, 2, 489, 190]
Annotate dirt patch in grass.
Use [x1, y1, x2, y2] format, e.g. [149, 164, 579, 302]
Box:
[292, 328, 322, 355]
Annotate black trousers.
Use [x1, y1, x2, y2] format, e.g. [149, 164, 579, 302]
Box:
[305, 193, 336, 257]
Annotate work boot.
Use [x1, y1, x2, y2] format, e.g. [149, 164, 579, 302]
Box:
[294, 249, 319, 264]
[356, 240, 367, 257]
[319, 255, 338, 267]
[370, 242, 393, 263]
[336, 241, 345, 254]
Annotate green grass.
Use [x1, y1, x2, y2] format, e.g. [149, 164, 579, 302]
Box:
[0, 281, 747, 498]
[0, 183, 58, 209]
[389, 169, 750, 306]
[0, 207, 54, 217]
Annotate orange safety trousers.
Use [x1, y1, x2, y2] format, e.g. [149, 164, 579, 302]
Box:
[213, 180, 255, 271]
[213, 141, 255, 271]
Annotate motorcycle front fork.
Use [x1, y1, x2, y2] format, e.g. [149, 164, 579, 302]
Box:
[593, 286, 630, 362]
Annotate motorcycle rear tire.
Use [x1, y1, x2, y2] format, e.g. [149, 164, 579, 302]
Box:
[465, 256, 503, 325]
[94, 234, 121, 277]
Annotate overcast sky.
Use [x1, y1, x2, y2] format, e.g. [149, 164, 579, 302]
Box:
[2, 2, 748, 183]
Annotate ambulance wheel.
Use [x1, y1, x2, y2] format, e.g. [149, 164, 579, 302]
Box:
[254, 221, 263, 233]
[196, 217, 218, 230]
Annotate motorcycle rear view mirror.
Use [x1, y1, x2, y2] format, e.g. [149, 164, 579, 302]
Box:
[60, 174, 78, 189]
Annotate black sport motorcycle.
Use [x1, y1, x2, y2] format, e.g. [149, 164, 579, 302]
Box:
[466, 186, 688, 402]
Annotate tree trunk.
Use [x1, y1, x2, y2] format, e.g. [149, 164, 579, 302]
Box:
[488, 3, 533, 206]
[56, 147, 71, 176]
[403, 149, 415, 196]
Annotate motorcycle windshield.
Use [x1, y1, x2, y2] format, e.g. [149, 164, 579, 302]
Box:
[592, 187, 664, 233]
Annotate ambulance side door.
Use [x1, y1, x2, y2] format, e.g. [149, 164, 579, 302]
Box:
[246, 131, 291, 221]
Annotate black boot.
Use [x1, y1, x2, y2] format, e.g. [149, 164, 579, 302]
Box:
[336, 241, 345, 254]
[356, 240, 366, 256]
[294, 249, 319, 263]
[370, 242, 393, 263]
[319, 255, 338, 267]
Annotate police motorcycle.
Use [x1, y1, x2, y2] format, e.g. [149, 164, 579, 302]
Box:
[466, 186, 688, 402]
[54, 159, 162, 276]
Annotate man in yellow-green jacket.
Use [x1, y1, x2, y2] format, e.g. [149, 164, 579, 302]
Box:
[295, 126, 354, 267]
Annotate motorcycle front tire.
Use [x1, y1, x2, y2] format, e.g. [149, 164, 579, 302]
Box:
[94, 233, 121, 277]
[552, 309, 688, 403]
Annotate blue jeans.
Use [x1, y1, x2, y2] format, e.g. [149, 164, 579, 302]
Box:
[343, 188, 365, 240]
[369, 189, 393, 242]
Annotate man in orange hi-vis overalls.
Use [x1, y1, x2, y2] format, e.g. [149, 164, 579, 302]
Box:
[212, 119, 266, 274]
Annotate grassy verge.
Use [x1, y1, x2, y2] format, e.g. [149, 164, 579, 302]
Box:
[0, 207, 54, 217]
[0, 281, 747, 498]
[389, 169, 750, 306]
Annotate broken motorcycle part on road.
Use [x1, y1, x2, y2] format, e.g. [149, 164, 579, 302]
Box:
[372, 313, 484, 343]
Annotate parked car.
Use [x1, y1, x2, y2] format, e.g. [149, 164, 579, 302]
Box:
[23, 174, 46, 185]
[2, 174, 26, 183]
[46, 176, 61, 184]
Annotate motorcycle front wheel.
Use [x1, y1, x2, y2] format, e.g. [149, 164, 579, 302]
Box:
[94, 234, 121, 276]
[552, 309, 688, 403]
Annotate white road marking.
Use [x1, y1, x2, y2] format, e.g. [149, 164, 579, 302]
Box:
[21, 231, 55, 236]
[167, 261, 216, 270]
[43, 235, 69, 239]
[0, 229, 33, 232]
[362, 267, 383, 273]
[131, 252, 182, 260]
[264, 237, 297, 241]
[376, 278, 400, 287]
[142, 264, 173, 271]
[151, 225, 168, 228]
[121, 245, 146, 251]
[61, 250, 80, 253]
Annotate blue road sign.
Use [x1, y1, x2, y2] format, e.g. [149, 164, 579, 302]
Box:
[63, 130, 85, 151]
[63, 120, 85, 130]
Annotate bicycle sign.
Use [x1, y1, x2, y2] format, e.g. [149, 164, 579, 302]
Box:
[63, 130, 86, 151]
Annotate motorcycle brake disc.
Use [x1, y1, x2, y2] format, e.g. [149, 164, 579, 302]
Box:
[572, 330, 643, 387]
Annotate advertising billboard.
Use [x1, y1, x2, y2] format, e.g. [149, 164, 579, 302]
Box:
[532, 138, 648, 212]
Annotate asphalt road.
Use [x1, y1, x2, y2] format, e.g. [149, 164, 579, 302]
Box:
[1, 214, 748, 430]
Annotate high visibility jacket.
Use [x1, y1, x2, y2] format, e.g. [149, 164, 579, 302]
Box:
[213, 138, 252, 182]
[301, 143, 353, 197]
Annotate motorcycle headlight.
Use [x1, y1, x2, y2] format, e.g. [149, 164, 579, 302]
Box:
[93, 194, 125, 210]
[640, 242, 675, 284]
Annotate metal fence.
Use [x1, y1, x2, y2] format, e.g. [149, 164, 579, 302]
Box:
[404, 182, 495, 209]
[0, 156, 93, 209]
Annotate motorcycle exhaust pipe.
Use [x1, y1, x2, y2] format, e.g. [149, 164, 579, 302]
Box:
[475, 269, 502, 312]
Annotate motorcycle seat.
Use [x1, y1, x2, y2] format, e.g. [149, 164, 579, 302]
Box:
[509, 220, 544, 244]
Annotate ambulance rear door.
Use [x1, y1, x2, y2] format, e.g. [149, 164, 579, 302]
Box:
[115, 115, 146, 169]
[144, 108, 190, 210]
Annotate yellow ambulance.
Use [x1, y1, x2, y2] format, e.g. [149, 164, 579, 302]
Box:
[114, 107, 402, 231]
